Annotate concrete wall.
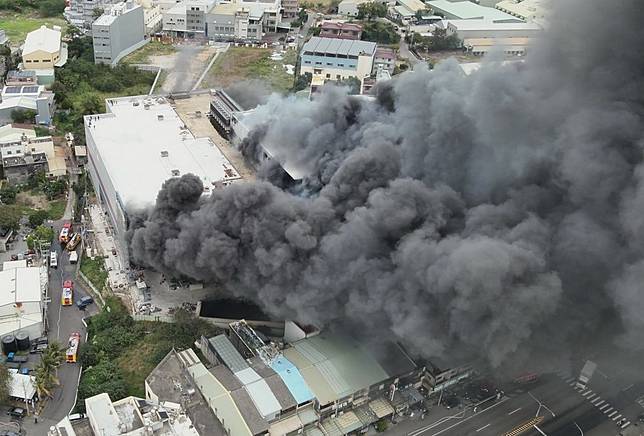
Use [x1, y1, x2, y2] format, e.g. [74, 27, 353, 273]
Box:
[94, 4, 146, 65]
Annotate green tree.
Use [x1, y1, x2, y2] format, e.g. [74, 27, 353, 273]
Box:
[77, 360, 127, 413]
[0, 186, 17, 204]
[35, 341, 65, 398]
[39, 0, 66, 16]
[78, 343, 99, 367]
[375, 419, 388, 432]
[0, 205, 21, 231]
[338, 76, 361, 94]
[10, 109, 37, 123]
[92, 7, 104, 20]
[357, 1, 387, 20]
[361, 21, 400, 44]
[26, 225, 55, 250]
[28, 209, 50, 228]
[42, 177, 67, 200]
[293, 72, 312, 92]
[0, 363, 11, 405]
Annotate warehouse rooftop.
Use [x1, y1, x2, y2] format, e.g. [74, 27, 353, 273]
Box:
[84, 96, 241, 209]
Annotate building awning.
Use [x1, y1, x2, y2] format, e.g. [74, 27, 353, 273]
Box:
[369, 397, 395, 419]
[9, 369, 36, 400]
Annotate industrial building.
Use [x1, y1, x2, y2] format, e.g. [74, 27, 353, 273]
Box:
[92, 1, 147, 65]
[300, 37, 377, 82]
[392, 0, 428, 21]
[162, 0, 216, 36]
[446, 19, 542, 39]
[205, 0, 282, 41]
[0, 124, 65, 183]
[427, 0, 520, 21]
[0, 84, 56, 125]
[373, 47, 395, 75]
[84, 95, 241, 255]
[0, 261, 46, 339]
[145, 317, 425, 436]
[21, 25, 68, 85]
[495, 0, 547, 22]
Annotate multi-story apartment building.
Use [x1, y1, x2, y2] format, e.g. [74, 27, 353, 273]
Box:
[282, 0, 298, 18]
[300, 37, 376, 82]
[92, 1, 147, 65]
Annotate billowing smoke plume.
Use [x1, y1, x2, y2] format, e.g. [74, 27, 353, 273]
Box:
[129, 0, 644, 369]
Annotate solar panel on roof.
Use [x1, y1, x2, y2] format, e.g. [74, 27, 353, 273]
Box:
[4, 86, 21, 94]
[22, 86, 39, 94]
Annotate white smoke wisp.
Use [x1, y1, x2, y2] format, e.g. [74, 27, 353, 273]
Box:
[128, 0, 644, 369]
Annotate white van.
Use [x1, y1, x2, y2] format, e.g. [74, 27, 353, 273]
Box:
[50, 251, 58, 269]
[69, 251, 78, 264]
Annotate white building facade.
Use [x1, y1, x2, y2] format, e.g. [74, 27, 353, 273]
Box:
[93, 1, 147, 65]
[0, 262, 46, 339]
[300, 37, 376, 81]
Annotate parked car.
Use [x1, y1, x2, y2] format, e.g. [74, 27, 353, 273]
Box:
[76, 296, 94, 310]
[7, 407, 26, 419]
[30, 343, 48, 354]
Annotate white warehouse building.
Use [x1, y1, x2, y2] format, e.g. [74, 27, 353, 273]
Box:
[84, 96, 241, 256]
[0, 261, 46, 339]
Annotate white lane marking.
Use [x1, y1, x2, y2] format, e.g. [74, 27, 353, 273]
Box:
[425, 398, 510, 436]
[508, 408, 522, 416]
[621, 421, 631, 429]
[599, 403, 610, 410]
[608, 411, 617, 418]
[622, 384, 634, 391]
[612, 414, 622, 421]
[476, 424, 490, 432]
[591, 398, 603, 405]
[587, 393, 597, 400]
[582, 390, 592, 397]
[533, 425, 547, 436]
[565, 377, 575, 384]
[568, 382, 577, 387]
[604, 407, 614, 414]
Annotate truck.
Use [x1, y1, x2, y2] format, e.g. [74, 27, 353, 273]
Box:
[49, 251, 57, 268]
[61, 280, 74, 306]
[69, 251, 78, 264]
[66, 332, 80, 363]
[66, 233, 81, 251]
[59, 222, 72, 245]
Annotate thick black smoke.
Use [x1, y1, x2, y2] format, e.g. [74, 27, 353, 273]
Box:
[129, 0, 644, 369]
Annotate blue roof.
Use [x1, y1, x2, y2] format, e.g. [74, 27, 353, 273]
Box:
[270, 356, 315, 404]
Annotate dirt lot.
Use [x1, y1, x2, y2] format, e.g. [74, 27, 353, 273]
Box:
[173, 94, 255, 181]
[202, 46, 297, 94]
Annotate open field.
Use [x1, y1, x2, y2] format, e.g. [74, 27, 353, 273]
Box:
[80, 255, 108, 291]
[0, 12, 67, 45]
[120, 41, 177, 65]
[202, 46, 297, 94]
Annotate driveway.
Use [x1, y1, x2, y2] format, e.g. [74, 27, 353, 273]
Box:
[151, 45, 218, 94]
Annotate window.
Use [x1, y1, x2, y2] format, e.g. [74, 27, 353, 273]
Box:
[326, 73, 330, 78]
[304, 60, 311, 64]
[338, 63, 344, 67]
[6, 150, 11, 155]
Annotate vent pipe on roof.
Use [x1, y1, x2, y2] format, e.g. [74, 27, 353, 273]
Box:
[158, 114, 164, 121]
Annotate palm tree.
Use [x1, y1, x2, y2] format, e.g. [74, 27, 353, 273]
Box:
[34, 341, 66, 399]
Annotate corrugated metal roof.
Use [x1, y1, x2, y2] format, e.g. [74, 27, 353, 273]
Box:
[302, 37, 376, 56]
[209, 335, 249, 373]
[270, 356, 315, 404]
[235, 367, 262, 385]
[244, 379, 282, 419]
[428, 0, 518, 20]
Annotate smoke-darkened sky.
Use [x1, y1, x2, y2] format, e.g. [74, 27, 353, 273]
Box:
[128, 0, 644, 370]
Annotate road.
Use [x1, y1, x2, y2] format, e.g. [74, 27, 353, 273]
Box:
[391, 374, 620, 436]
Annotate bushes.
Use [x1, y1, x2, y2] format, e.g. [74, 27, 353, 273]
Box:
[80, 255, 108, 291]
[10, 109, 36, 124]
[77, 361, 127, 412]
[0, 186, 17, 204]
[28, 209, 49, 227]
[361, 21, 400, 45]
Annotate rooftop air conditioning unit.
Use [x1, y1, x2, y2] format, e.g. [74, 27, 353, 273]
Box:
[158, 114, 164, 121]
[171, 170, 180, 177]
[161, 151, 168, 157]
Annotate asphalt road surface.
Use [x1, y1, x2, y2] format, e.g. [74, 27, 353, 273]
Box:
[401, 375, 616, 436]
[40, 206, 98, 423]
